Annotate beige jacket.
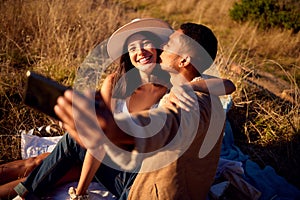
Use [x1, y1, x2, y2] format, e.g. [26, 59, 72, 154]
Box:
[109, 91, 225, 200]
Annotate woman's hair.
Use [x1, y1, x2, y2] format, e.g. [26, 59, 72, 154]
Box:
[112, 31, 170, 98]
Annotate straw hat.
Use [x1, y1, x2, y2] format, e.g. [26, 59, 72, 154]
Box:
[107, 18, 173, 60]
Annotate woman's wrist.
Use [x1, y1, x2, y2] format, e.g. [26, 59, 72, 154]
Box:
[68, 187, 89, 200]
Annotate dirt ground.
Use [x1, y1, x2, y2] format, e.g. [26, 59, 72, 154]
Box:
[229, 64, 295, 103]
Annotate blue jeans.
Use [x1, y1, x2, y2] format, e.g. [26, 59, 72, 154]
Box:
[14, 133, 137, 199]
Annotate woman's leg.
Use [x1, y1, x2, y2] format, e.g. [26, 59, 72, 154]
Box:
[0, 177, 26, 200]
[14, 133, 86, 198]
[0, 153, 49, 185]
[0, 153, 49, 199]
[0, 164, 82, 200]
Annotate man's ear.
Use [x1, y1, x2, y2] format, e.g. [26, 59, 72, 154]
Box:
[179, 55, 191, 68]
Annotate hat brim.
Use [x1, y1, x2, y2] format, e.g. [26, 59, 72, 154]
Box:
[107, 18, 173, 60]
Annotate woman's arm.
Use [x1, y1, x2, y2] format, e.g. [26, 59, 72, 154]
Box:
[190, 78, 236, 95]
[166, 78, 236, 111]
[73, 151, 104, 197]
[70, 73, 116, 198]
[99, 73, 116, 110]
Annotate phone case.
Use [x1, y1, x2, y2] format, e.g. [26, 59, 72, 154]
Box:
[24, 71, 69, 120]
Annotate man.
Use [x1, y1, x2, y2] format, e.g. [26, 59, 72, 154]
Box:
[15, 22, 226, 200]
[57, 23, 226, 199]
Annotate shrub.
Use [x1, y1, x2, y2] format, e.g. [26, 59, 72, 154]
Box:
[229, 0, 300, 33]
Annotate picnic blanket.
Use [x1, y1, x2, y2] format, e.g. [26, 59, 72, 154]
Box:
[19, 125, 300, 199]
[220, 119, 300, 199]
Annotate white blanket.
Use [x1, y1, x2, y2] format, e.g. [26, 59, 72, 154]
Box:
[20, 131, 115, 200]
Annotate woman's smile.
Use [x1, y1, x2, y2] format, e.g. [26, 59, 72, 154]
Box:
[138, 55, 153, 65]
[127, 33, 158, 74]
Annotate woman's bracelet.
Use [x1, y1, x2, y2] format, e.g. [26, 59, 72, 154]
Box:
[68, 187, 89, 200]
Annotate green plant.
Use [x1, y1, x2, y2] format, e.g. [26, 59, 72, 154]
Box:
[229, 0, 300, 33]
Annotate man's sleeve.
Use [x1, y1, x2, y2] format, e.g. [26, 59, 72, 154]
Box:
[102, 94, 204, 170]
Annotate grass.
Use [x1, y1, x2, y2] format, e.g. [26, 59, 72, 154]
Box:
[0, 0, 299, 189]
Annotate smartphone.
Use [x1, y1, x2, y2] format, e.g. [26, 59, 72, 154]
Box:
[24, 71, 69, 120]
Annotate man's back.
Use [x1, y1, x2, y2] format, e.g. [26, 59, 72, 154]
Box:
[128, 91, 225, 200]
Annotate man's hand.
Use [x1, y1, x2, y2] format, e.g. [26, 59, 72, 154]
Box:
[54, 89, 132, 150]
[168, 84, 197, 111]
[54, 90, 106, 149]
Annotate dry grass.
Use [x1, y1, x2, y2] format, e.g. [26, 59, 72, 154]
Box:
[0, 0, 299, 189]
[0, 0, 133, 161]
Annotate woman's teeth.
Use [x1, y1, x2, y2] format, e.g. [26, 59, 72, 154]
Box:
[139, 56, 151, 64]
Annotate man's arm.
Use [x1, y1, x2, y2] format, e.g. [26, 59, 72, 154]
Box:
[54, 90, 134, 148]
[190, 78, 236, 95]
[54, 90, 224, 171]
[54, 89, 204, 152]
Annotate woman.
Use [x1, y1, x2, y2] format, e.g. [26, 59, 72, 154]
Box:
[1, 18, 235, 200]
[72, 29, 172, 198]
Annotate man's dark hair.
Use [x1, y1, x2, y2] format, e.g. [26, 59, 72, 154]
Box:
[180, 23, 218, 61]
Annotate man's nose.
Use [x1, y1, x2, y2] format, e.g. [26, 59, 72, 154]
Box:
[158, 57, 162, 63]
